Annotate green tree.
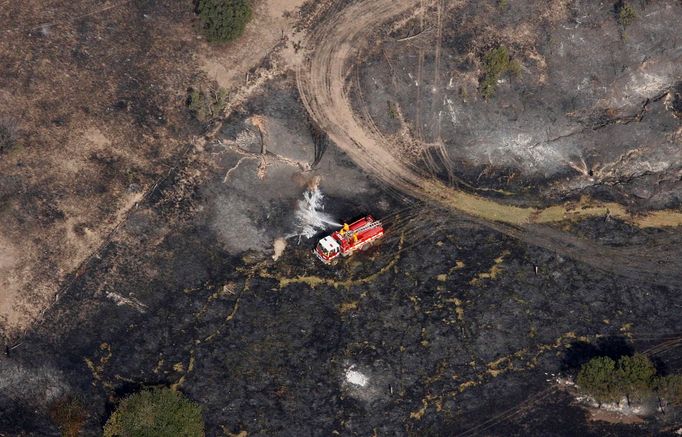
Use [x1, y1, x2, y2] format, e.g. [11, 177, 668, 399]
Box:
[576, 356, 621, 404]
[655, 375, 682, 406]
[616, 353, 656, 405]
[187, 86, 228, 122]
[479, 45, 521, 99]
[197, 0, 252, 42]
[103, 388, 204, 437]
[617, 2, 636, 27]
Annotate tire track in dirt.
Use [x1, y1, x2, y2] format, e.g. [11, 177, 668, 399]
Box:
[296, 0, 682, 284]
[415, 0, 426, 144]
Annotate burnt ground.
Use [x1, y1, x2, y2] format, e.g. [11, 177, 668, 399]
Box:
[359, 0, 682, 208]
[2, 70, 682, 436]
[1, 0, 682, 436]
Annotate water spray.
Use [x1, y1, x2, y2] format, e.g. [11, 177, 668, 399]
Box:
[287, 177, 341, 243]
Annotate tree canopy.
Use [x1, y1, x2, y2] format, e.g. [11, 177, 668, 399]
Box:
[197, 0, 252, 43]
[577, 353, 682, 407]
[103, 388, 204, 437]
[479, 45, 521, 99]
[616, 353, 656, 402]
[576, 355, 620, 403]
[656, 375, 682, 406]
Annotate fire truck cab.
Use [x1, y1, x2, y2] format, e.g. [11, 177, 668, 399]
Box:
[314, 215, 384, 264]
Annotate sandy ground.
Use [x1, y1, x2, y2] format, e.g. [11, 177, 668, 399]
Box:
[200, 0, 308, 89]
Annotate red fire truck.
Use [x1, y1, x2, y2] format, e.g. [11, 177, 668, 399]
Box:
[314, 215, 384, 264]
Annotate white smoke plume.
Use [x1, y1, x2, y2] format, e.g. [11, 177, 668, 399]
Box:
[287, 178, 340, 242]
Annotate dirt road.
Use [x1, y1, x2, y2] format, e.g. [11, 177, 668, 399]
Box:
[297, 0, 682, 283]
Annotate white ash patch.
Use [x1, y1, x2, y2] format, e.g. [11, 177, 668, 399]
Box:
[345, 366, 369, 387]
[341, 362, 396, 405]
[560, 375, 658, 418]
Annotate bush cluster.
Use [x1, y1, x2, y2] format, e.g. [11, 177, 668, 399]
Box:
[0, 118, 17, 154]
[49, 397, 87, 437]
[616, 2, 637, 27]
[479, 45, 521, 99]
[197, 0, 252, 42]
[187, 86, 228, 122]
[577, 353, 682, 406]
[104, 388, 204, 437]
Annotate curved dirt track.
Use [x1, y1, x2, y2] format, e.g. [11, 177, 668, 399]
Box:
[297, 0, 682, 283]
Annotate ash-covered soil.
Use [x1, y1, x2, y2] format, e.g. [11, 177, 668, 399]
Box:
[2, 72, 681, 436]
[360, 0, 682, 206]
[1, 0, 682, 436]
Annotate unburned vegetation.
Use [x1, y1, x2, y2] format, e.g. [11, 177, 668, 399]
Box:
[479, 45, 521, 99]
[197, 0, 253, 42]
[187, 86, 229, 122]
[0, 0, 217, 332]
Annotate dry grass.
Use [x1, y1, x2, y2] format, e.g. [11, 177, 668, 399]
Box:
[0, 0, 203, 333]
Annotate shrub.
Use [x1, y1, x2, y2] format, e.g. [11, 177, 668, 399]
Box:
[576, 356, 621, 404]
[617, 3, 636, 27]
[0, 117, 17, 154]
[387, 101, 398, 119]
[103, 388, 204, 437]
[578, 352, 682, 409]
[187, 86, 228, 122]
[616, 353, 656, 404]
[49, 397, 87, 437]
[656, 375, 682, 406]
[197, 0, 252, 42]
[479, 45, 521, 99]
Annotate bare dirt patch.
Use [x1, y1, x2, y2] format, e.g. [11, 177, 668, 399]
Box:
[588, 407, 645, 425]
[199, 0, 308, 89]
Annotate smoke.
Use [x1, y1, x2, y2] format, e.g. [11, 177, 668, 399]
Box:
[272, 237, 287, 261]
[287, 178, 340, 242]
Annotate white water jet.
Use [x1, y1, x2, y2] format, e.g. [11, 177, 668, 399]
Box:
[287, 185, 340, 242]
